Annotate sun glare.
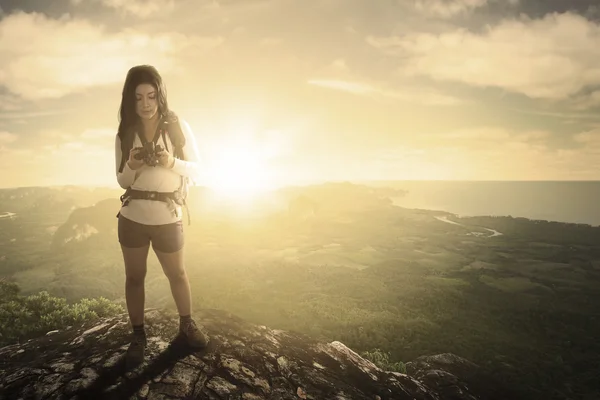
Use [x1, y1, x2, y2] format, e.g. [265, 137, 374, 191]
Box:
[194, 109, 293, 204]
[204, 143, 276, 202]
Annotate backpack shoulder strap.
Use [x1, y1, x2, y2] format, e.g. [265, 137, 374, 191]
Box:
[164, 111, 186, 160]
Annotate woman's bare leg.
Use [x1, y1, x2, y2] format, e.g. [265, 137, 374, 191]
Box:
[154, 246, 208, 347]
[120, 244, 150, 326]
[153, 246, 191, 316]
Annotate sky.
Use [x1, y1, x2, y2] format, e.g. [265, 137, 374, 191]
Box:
[1, 0, 600, 189]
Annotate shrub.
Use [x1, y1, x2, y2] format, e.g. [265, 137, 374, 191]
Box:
[361, 348, 407, 373]
[0, 285, 123, 346]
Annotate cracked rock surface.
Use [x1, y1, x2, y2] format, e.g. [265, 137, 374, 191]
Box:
[0, 308, 507, 400]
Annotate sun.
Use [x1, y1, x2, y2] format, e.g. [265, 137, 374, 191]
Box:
[192, 109, 292, 203]
[203, 143, 276, 202]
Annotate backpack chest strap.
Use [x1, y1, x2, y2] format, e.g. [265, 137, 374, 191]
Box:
[120, 188, 184, 205]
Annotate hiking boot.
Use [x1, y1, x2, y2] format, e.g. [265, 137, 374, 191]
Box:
[125, 333, 147, 369]
[179, 318, 209, 348]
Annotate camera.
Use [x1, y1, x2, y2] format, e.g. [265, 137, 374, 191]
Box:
[134, 142, 163, 167]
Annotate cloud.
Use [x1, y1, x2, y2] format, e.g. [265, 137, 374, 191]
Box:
[36, 127, 115, 152]
[374, 126, 599, 180]
[569, 90, 600, 110]
[308, 79, 375, 95]
[0, 94, 24, 112]
[260, 37, 283, 46]
[413, 0, 488, 18]
[0, 11, 224, 100]
[330, 59, 349, 71]
[0, 126, 118, 187]
[510, 107, 600, 121]
[0, 109, 77, 120]
[307, 79, 463, 105]
[80, 128, 115, 139]
[573, 127, 600, 150]
[427, 126, 550, 145]
[367, 12, 600, 103]
[0, 132, 21, 166]
[307, 59, 462, 105]
[0, 132, 18, 145]
[409, 0, 519, 19]
[79, 127, 116, 146]
[71, 0, 175, 18]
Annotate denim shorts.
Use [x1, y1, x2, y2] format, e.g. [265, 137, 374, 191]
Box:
[118, 214, 184, 253]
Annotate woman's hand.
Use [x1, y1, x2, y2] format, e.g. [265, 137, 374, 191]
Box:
[127, 147, 145, 170]
[157, 148, 175, 169]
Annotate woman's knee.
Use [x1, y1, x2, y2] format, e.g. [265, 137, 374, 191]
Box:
[125, 262, 147, 285]
[121, 244, 149, 285]
[164, 265, 187, 282]
[155, 248, 187, 282]
[163, 262, 187, 282]
[126, 270, 146, 286]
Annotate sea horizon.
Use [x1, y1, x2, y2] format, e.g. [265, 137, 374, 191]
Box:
[2, 180, 600, 227]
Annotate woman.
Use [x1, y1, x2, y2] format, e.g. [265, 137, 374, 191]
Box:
[114, 65, 208, 368]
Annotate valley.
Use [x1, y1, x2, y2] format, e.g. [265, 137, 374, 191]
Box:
[1, 183, 599, 400]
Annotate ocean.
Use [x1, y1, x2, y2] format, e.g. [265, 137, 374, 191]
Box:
[371, 180, 600, 227]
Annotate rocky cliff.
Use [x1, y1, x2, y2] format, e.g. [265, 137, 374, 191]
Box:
[0, 309, 515, 400]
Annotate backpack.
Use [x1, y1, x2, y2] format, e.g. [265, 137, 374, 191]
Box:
[117, 111, 192, 224]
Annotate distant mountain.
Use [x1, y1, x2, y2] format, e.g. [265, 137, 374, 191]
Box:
[279, 181, 408, 215]
[47, 182, 409, 248]
[51, 198, 121, 250]
[0, 186, 122, 216]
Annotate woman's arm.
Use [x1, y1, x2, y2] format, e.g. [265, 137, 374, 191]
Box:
[170, 119, 202, 183]
[115, 135, 136, 189]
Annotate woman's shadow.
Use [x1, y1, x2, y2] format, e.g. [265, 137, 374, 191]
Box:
[69, 334, 212, 399]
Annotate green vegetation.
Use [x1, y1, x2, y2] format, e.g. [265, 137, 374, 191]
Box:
[361, 348, 407, 373]
[453, 215, 600, 246]
[0, 280, 123, 346]
[1, 184, 599, 400]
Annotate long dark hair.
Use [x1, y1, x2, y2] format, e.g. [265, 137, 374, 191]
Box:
[117, 65, 169, 140]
